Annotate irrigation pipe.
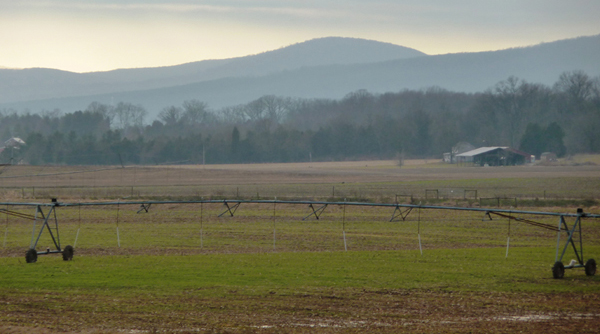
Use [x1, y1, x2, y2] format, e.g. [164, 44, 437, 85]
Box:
[5, 199, 599, 220]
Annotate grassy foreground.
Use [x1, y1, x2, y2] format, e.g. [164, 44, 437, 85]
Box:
[2, 247, 599, 294]
[1, 247, 599, 333]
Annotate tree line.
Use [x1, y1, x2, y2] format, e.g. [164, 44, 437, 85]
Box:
[1, 70, 599, 165]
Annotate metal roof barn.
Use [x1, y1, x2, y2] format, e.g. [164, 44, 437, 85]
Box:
[455, 147, 529, 166]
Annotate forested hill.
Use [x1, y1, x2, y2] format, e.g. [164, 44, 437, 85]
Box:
[0, 34, 599, 119]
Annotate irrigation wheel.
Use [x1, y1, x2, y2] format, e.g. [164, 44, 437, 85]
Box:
[552, 261, 565, 279]
[62, 245, 74, 261]
[585, 259, 596, 276]
[25, 249, 37, 263]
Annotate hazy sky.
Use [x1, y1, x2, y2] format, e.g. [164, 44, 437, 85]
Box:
[1, 0, 599, 73]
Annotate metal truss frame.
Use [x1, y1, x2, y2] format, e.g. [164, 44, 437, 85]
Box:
[1, 199, 598, 278]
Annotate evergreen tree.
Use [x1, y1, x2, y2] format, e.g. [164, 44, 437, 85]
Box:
[519, 123, 545, 157]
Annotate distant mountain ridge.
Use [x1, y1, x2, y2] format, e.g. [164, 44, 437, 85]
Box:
[1, 34, 599, 119]
[0, 37, 424, 104]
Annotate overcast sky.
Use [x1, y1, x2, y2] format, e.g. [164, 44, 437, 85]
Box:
[1, 0, 599, 73]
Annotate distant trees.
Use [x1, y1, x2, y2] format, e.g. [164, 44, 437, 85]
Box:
[59, 110, 110, 137]
[554, 70, 595, 112]
[231, 126, 240, 160]
[182, 100, 213, 125]
[83, 101, 147, 134]
[480, 77, 542, 147]
[2, 70, 600, 166]
[519, 122, 566, 158]
[158, 106, 182, 126]
[112, 102, 147, 131]
[402, 109, 432, 156]
[241, 95, 293, 132]
[551, 71, 600, 153]
[544, 122, 567, 157]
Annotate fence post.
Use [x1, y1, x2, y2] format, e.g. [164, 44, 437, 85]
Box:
[3, 204, 8, 248]
[343, 199, 347, 251]
[74, 204, 81, 247]
[418, 205, 423, 256]
[506, 213, 511, 258]
[116, 201, 121, 248]
[273, 197, 277, 251]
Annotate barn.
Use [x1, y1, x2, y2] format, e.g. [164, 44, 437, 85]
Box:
[455, 147, 531, 166]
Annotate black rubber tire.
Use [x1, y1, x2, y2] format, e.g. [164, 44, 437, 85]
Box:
[62, 245, 74, 261]
[552, 261, 565, 279]
[585, 259, 596, 276]
[25, 249, 37, 263]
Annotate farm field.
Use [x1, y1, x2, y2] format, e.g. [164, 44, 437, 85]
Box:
[1, 159, 600, 201]
[1, 160, 600, 333]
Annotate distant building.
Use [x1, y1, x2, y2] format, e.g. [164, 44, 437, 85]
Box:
[4, 137, 26, 148]
[1, 137, 26, 165]
[455, 147, 531, 166]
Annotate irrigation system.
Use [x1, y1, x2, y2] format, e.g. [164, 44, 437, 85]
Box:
[1, 198, 598, 279]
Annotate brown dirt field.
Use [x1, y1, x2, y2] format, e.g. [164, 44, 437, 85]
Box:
[1, 290, 599, 333]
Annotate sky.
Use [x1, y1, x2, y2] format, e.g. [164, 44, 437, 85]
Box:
[1, 0, 599, 73]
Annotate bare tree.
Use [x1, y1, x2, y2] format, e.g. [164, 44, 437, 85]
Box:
[113, 102, 147, 130]
[244, 98, 266, 122]
[182, 100, 214, 125]
[261, 95, 291, 124]
[554, 70, 594, 104]
[242, 95, 292, 132]
[158, 106, 182, 126]
[86, 101, 115, 127]
[485, 76, 539, 147]
[219, 105, 246, 124]
[591, 76, 600, 110]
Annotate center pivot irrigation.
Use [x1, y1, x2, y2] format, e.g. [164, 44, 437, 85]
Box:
[1, 198, 598, 279]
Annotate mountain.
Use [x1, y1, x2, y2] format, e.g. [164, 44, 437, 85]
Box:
[0, 37, 424, 105]
[0, 35, 599, 119]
